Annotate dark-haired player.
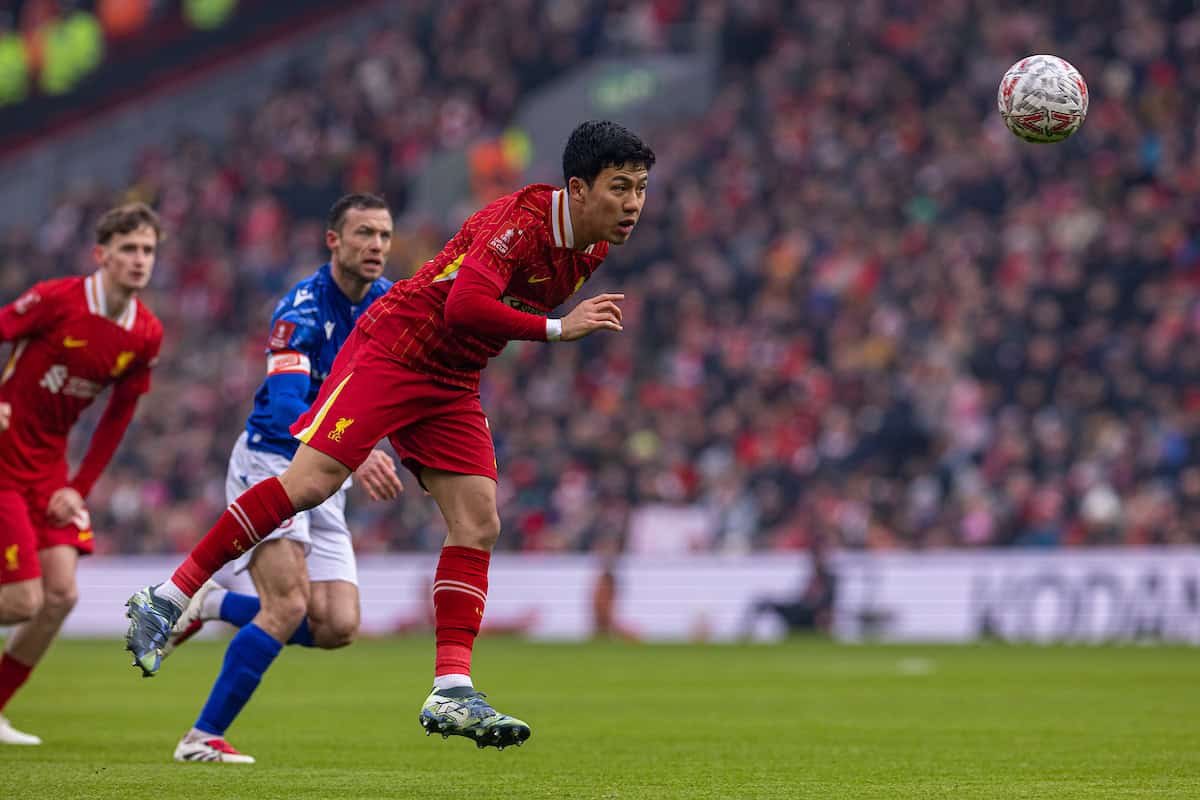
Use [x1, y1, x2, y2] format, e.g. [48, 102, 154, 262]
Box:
[125, 120, 654, 750]
[0, 203, 163, 745]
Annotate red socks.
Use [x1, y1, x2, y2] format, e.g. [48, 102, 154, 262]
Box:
[170, 477, 295, 596]
[0, 652, 33, 714]
[433, 546, 491, 677]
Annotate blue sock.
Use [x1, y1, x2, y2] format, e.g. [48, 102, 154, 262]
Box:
[219, 591, 315, 647]
[288, 618, 315, 647]
[195, 624, 282, 736]
[219, 592, 260, 627]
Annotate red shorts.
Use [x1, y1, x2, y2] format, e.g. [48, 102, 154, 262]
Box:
[0, 483, 95, 585]
[290, 329, 497, 483]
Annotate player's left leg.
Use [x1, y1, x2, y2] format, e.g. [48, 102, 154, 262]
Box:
[301, 488, 359, 649]
[0, 545, 79, 745]
[417, 469, 530, 750]
[306, 580, 359, 648]
[174, 539, 310, 764]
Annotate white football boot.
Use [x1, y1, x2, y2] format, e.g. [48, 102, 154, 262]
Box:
[174, 733, 255, 764]
[0, 714, 41, 745]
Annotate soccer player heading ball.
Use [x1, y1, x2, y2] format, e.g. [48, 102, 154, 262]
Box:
[125, 119, 655, 750]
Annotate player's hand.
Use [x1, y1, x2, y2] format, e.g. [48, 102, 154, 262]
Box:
[0, 402, 9, 431]
[47, 487, 86, 527]
[560, 293, 624, 341]
[355, 449, 403, 502]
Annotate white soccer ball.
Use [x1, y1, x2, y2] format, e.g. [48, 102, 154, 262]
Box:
[997, 55, 1088, 143]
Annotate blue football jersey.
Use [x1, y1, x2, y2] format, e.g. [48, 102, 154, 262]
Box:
[244, 263, 391, 458]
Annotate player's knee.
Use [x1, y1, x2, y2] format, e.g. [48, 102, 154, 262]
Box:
[280, 470, 338, 512]
[313, 616, 358, 649]
[281, 449, 350, 512]
[261, 588, 310, 632]
[454, 512, 501, 551]
[41, 584, 79, 619]
[0, 586, 42, 624]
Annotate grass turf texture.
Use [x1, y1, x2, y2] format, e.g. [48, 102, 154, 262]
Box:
[2, 638, 1197, 799]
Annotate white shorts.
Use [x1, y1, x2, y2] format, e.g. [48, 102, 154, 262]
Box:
[216, 431, 358, 586]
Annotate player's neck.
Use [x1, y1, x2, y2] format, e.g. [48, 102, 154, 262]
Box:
[566, 199, 596, 251]
[330, 262, 372, 304]
[98, 270, 136, 320]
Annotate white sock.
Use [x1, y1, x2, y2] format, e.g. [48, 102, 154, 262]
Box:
[155, 580, 190, 611]
[186, 727, 217, 742]
[433, 673, 474, 692]
[200, 588, 228, 621]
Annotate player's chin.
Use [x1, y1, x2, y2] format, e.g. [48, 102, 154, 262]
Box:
[608, 225, 636, 245]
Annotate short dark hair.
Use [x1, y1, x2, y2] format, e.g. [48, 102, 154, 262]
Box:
[95, 202, 162, 244]
[327, 193, 390, 233]
[562, 120, 655, 186]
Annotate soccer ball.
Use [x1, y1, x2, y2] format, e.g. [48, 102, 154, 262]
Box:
[997, 55, 1088, 143]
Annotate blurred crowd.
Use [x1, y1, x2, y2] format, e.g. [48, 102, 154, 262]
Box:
[3, 0, 1200, 554]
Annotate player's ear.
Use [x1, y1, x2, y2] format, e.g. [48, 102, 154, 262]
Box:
[325, 228, 340, 252]
[92, 243, 107, 268]
[568, 176, 588, 202]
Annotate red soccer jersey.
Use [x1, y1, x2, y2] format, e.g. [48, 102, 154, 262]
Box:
[0, 273, 162, 487]
[359, 184, 608, 390]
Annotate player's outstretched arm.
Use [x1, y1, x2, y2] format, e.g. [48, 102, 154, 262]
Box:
[559, 293, 624, 341]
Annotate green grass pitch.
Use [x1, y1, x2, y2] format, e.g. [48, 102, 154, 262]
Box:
[3, 637, 1197, 799]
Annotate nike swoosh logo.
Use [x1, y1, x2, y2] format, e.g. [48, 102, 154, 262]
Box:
[63, 336, 88, 348]
[527, 275, 551, 284]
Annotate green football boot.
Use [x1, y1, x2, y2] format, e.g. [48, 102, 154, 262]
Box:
[124, 585, 182, 677]
[419, 687, 531, 750]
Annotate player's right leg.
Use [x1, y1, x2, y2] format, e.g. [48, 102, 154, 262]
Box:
[1, 545, 79, 746]
[0, 491, 44, 745]
[174, 538, 310, 764]
[417, 469, 530, 750]
[0, 577, 42, 745]
[0, 490, 43, 626]
[0, 578, 41, 628]
[124, 444, 349, 676]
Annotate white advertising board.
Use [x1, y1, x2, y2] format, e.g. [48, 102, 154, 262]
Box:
[31, 549, 1200, 645]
